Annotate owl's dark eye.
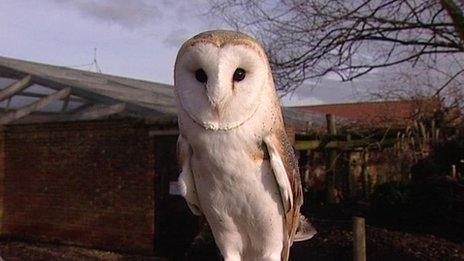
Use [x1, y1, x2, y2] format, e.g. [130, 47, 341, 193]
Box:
[233, 68, 246, 82]
[195, 69, 207, 83]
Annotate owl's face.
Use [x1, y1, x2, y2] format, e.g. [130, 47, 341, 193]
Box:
[174, 31, 270, 130]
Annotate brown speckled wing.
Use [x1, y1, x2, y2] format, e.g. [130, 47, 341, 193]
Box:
[264, 128, 303, 261]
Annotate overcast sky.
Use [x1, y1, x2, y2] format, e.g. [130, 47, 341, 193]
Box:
[0, 0, 403, 105]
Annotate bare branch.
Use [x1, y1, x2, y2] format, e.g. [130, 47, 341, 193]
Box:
[210, 0, 464, 92]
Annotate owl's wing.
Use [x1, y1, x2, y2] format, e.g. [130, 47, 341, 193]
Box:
[177, 135, 203, 216]
[263, 131, 302, 215]
[264, 130, 304, 259]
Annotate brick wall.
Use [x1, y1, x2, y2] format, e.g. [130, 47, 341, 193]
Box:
[0, 119, 155, 253]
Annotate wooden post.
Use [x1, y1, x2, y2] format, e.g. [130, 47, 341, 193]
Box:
[451, 164, 457, 179]
[327, 114, 337, 136]
[326, 114, 337, 203]
[353, 216, 366, 261]
[346, 134, 355, 199]
[361, 150, 370, 200]
[348, 151, 360, 199]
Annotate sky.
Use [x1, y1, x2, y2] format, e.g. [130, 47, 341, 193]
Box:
[0, 0, 395, 106]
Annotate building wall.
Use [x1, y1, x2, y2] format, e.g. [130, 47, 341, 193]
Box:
[0, 119, 155, 253]
[152, 134, 199, 259]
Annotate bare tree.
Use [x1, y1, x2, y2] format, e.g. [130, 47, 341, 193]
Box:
[210, 0, 464, 92]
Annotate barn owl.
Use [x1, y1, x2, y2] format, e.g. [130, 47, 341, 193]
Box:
[174, 30, 315, 261]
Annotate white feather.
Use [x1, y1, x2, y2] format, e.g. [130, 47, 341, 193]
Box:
[177, 135, 203, 216]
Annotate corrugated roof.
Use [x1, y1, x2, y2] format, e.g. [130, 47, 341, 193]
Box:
[0, 56, 177, 120]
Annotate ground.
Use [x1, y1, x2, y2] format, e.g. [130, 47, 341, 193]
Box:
[290, 219, 464, 261]
[0, 240, 165, 261]
[2, 219, 462, 260]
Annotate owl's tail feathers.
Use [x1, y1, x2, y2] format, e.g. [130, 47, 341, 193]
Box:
[294, 214, 317, 242]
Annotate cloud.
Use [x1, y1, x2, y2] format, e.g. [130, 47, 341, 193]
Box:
[282, 77, 374, 105]
[281, 95, 325, 106]
[163, 29, 189, 48]
[51, 0, 161, 30]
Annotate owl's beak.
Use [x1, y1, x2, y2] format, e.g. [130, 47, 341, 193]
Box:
[207, 94, 223, 109]
[206, 82, 228, 111]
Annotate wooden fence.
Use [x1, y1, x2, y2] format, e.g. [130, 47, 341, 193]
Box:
[294, 113, 441, 203]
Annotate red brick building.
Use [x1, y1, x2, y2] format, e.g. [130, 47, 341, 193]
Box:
[285, 99, 442, 133]
[0, 56, 196, 257]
